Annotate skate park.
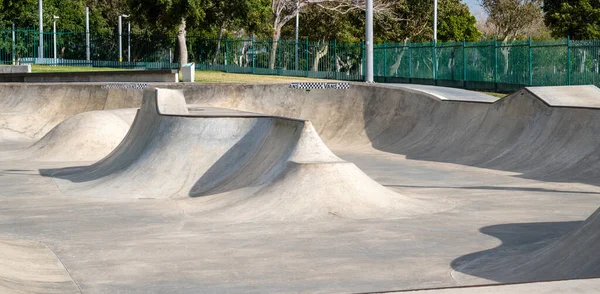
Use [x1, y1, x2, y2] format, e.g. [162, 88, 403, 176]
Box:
[0, 80, 599, 293]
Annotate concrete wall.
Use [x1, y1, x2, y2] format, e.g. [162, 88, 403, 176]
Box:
[0, 70, 178, 83]
[0, 65, 31, 73]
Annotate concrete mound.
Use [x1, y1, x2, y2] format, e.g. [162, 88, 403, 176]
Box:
[0, 238, 79, 293]
[43, 88, 441, 220]
[0, 84, 142, 142]
[1, 109, 136, 162]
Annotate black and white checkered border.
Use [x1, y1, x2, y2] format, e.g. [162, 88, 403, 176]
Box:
[101, 83, 149, 89]
[289, 82, 350, 90]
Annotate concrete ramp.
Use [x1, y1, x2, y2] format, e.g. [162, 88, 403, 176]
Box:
[0, 238, 78, 293]
[452, 206, 600, 284]
[0, 109, 136, 162]
[0, 84, 142, 143]
[43, 88, 440, 221]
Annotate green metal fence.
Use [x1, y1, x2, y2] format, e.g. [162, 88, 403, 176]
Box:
[2, 27, 600, 91]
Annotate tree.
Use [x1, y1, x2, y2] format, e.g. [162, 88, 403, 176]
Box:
[544, 0, 600, 40]
[479, 0, 544, 75]
[128, 0, 207, 70]
[268, 0, 392, 69]
[204, 0, 271, 63]
[479, 0, 544, 42]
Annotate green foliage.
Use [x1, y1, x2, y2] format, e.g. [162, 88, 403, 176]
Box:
[280, 4, 362, 43]
[377, 0, 481, 42]
[544, 0, 600, 40]
[437, 0, 481, 41]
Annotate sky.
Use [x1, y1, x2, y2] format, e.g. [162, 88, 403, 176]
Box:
[463, 0, 486, 20]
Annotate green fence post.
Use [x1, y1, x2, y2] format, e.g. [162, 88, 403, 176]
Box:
[278, 38, 282, 75]
[383, 42, 387, 81]
[567, 36, 571, 85]
[463, 39, 466, 88]
[432, 41, 436, 83]
[528, 36, 533, 86]
[251, 36, 255, 74]
[494, 38, 498, 91]
[225, 39, 229, 73]
[333, 39, 337, 79]
[305, 37, 309, 78]
[408, 41, 412, 83]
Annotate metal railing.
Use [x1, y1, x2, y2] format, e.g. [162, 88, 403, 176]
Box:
[2, 28, 600, 91]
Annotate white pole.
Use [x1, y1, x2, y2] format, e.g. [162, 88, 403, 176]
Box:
[365, 0, 374, 82]
[11, 23, 15, 65]
[434, 0, 437, 42]
[118, 15, 122, 62]
[295, 0, 299, 71]
[53, 20, 56, 61]
[433, 0, 438, 80]
[39, 0, 43, 59]
[86, 7, 90, 62]
[128, 21, 131, 62]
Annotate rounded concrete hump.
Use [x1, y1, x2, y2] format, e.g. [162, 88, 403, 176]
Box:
[141, 88, 189, 116]
[288, 121, 342, 163]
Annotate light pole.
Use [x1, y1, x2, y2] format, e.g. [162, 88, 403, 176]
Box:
[127, 21, 131, 62]
[433, 0, 438, 42]
[118, 14, 129, 63]
[365, 0, 373, 82]
[433, 0, 438, 80]
[39, 0, 43, 59]
[53, 15, 59, 62]
[295, 0, 299, 71]
[86, 7, 90, 62]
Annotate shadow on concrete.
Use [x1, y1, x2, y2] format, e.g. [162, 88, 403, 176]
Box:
[361, 93, 600, 187]
[450, 221, 583, 283]
[384, 184, 600, 195]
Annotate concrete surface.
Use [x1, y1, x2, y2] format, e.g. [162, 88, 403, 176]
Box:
[0, 238, 79, 293]
[0, 70, 178, 83]
[0, 83, 599, 293]
[398, 278, 600, 294]
[385, 84, 499, 102]
[0, 64, 31, 73]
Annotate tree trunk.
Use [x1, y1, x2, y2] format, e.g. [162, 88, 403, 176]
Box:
[501, 46, 510, 75]
[580, 50, 586, 73]
[312, 43, 328, 71]
[269, 28, 281, 70]
[213, 22, 225, 64]
[388, 48, 406, 76]
[177, 18, 188, 72]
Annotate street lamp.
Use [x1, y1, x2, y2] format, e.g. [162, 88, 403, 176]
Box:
[118, 14, 129, 63]
[53, 15, 59, 63]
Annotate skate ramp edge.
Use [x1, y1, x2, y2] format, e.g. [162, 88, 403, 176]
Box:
[144, 88, 189, 115]
[524, 85, 600, 109]
[0, 238, 79, 293]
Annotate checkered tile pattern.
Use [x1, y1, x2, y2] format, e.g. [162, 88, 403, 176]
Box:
[289, 82, 350, 90]
[101, 83, 149, 89]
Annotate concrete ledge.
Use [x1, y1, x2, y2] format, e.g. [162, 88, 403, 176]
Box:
[0, 65, 31, 73]
[0, 69, 178, 83]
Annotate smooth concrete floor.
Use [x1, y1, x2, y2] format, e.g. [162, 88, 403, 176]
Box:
[1, 146, 599, 293]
